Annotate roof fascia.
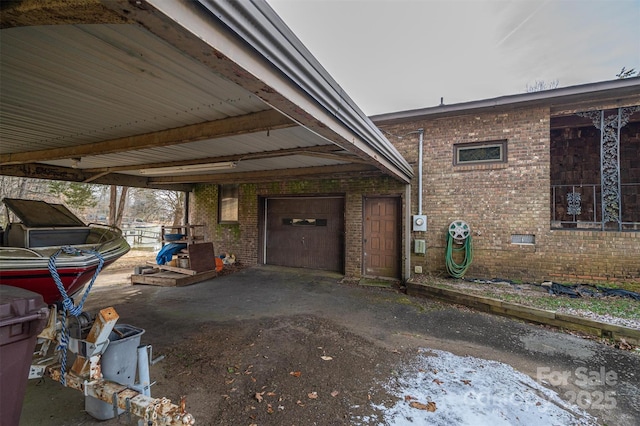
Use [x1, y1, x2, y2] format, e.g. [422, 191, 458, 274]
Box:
[144, 0, 413, 182]
[371, 78, 640, 125]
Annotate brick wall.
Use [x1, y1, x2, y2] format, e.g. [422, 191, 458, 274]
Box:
[380, 106, 640, 284]
[189, 176, 406, 279]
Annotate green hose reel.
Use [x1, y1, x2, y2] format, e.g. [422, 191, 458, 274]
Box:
[445, 220, 473, 278]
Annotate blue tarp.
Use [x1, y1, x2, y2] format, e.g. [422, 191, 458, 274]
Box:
[156, 243, 187, 265]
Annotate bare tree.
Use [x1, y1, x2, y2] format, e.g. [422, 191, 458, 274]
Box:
[108, 185, 129, 228]
[616, 67, 638, 78]
[0, 176, 53, 201]
[526, 79, 560, 93]
[149, 190, 185, 225]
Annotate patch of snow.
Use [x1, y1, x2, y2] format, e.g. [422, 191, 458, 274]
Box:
[556, 307, 640, 330]
[370, 349, 598, 426]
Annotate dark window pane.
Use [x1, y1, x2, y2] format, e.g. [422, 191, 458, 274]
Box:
[459, 146, 501, 162]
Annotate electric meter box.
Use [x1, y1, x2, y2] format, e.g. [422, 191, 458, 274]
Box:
[414, 239, 426, 254]
[412, 215, 427, 232]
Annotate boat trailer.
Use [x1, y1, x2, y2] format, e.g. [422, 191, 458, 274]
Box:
[28, 305, 195, 425]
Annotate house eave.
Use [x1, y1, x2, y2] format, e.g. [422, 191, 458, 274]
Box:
[371, 78, 640, 125]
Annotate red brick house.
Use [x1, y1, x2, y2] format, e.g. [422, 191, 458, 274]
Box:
[372, 79, 640, 283]
[2, 1, 638, 284]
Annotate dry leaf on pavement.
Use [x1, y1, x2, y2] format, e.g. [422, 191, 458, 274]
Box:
[409, 401, 437, 412]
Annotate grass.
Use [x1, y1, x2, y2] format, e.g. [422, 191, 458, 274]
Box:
[498, 293, 640, 320]
[418, 278, 640, 322]
[586, 281, 640, 294]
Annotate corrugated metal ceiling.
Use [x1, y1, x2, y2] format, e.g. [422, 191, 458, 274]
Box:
[0, 25, 267, 152]
[0, 0, 413, 189]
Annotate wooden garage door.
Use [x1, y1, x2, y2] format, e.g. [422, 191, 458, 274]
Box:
[363, 197, 400, 278]
[266, 197, 344, 272]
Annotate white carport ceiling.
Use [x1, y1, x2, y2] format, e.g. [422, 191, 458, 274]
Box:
[0, 0, 413, 191]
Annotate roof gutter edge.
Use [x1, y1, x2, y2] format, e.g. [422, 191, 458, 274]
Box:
[371, 78, 640, 124]
[194, 0, 413, 182]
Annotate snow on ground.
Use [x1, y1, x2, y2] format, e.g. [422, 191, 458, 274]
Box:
[369, 349, 598, 426]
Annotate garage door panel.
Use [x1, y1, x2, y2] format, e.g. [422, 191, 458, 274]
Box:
[266, 197, 344, 272]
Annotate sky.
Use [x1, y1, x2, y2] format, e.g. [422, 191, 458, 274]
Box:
[267, 0, 640, 115]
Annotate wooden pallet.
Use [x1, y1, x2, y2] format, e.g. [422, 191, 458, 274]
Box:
[131, 269, 217, 287]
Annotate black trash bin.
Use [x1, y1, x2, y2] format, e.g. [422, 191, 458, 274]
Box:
[0, 286, 49, 426]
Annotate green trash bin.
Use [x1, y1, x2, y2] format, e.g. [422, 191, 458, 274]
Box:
[0, 286, 49, 426]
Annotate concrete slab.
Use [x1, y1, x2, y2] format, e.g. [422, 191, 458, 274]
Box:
[20, 265, 640, 425]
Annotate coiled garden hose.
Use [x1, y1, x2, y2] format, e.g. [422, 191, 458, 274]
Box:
[445, 232, 473, 278]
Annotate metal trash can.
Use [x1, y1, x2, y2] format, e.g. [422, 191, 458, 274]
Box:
[0, 286, 49, 426]
[85, 324, 145, 420]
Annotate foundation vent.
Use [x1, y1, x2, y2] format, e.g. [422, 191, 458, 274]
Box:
[511, 234, 535, 245]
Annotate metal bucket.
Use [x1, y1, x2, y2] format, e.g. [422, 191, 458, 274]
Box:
[85, 324, 145, 420]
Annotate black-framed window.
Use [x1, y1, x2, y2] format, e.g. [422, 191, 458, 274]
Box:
[454, 140, 507, 165]
[219, 184, 239, 223]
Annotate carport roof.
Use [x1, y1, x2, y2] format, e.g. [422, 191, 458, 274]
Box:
[0, 0, 413, 191]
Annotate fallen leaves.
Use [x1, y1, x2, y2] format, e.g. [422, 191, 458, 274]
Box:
[227, 347, 348, 421]
[617, 338, 633, 351]
[409, 401, 437, 412]
[406, 395, 436, 412]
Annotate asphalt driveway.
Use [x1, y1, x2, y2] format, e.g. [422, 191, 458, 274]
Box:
[21, 265, 639, 425]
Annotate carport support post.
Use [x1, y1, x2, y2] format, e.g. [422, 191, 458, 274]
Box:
[404, 183, 412, 280]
